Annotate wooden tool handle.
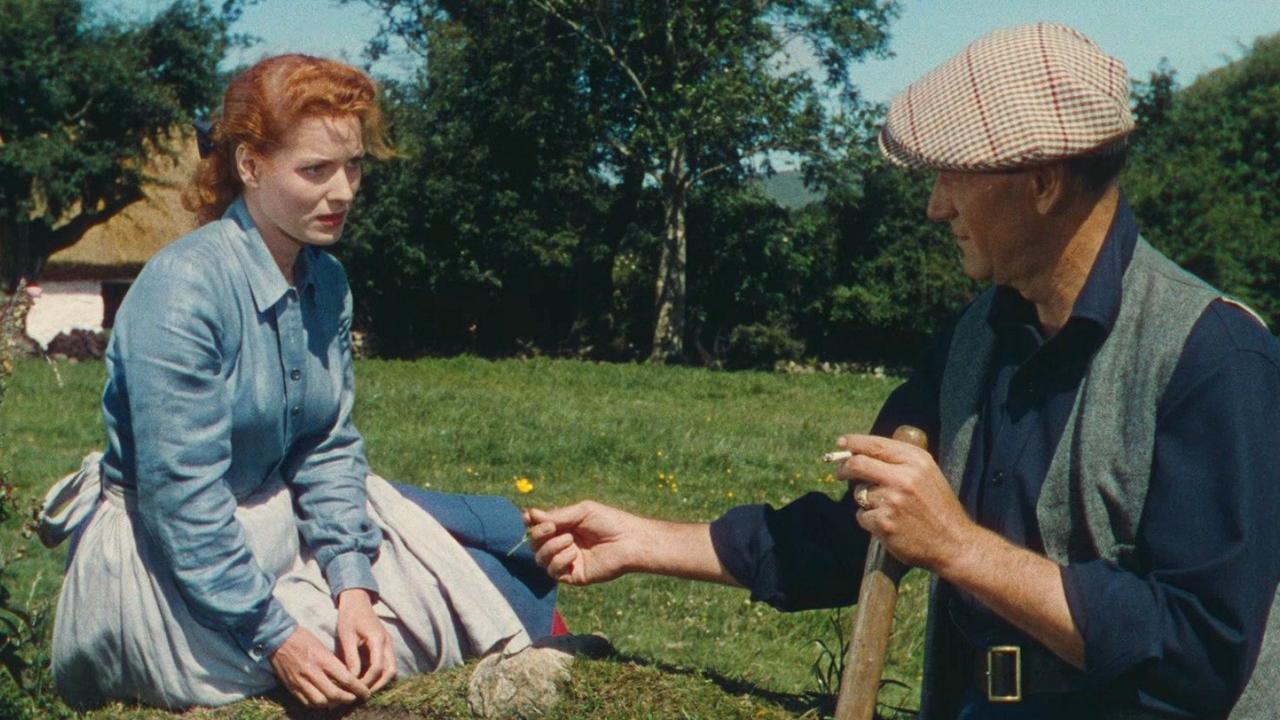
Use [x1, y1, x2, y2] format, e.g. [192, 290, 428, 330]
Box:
[833, 425, 928, 720]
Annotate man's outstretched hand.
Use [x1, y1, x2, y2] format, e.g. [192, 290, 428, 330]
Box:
[524, 501, 743, 588]
[524, 501, 644, 586]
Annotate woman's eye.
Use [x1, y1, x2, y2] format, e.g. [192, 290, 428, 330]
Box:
[301, 164, 326, 177]
[346, 158, 364, 171]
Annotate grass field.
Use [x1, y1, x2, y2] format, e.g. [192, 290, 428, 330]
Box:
[0, 356, 929, 719]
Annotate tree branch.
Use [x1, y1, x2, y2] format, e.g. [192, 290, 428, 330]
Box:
[694, 138, 790, 182]
[42, 187, 145, 258]
[607, 135, 635, 161]
[64, 97, 95, 123]
[530, 0, 663, 134]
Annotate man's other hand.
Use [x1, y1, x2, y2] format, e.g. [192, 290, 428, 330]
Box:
[835, 433, 976, 573]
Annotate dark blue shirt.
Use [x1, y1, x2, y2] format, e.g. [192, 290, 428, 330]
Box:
[710, 197, 1280, 717]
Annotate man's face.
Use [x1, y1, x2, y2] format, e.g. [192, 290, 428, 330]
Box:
[926, 170, 1038, 285]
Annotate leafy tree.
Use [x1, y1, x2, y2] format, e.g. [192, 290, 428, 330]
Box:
[790, 132, 976, 365]
[354, 0, 898, 363]
[527, 0, 899, 363]
[685, 181, 829, 367]
[338, 6, 621, 357]
[1128, 59, 1178, 157]
[1124, 33, 1280, 325]
[0, 0, 239, 287]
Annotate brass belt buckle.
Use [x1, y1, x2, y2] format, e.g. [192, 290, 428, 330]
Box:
[986, 645, 1022, 703]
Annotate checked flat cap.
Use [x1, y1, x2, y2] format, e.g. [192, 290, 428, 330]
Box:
[879, 23, 1134, 171]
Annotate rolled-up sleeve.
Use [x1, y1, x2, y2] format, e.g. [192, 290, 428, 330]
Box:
[283, 271, 381, 600]
[711, 491, 870, 610]
[124, 257, 297, 659]
[1061, 304, 1280, 716]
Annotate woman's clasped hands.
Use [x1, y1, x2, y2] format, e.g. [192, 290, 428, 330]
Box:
[269, 588, 397, 709]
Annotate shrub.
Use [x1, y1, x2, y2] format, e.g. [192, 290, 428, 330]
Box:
[726, 320, 806, 370]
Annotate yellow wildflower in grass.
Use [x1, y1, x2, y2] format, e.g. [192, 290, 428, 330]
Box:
[515, 477, 534, 494]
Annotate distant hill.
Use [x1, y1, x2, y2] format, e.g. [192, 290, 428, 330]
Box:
[756, 170, 823, 209]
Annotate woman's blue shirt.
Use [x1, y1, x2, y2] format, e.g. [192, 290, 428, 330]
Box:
[99, 197, 381, 660]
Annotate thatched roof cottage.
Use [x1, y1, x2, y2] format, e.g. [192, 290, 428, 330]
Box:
[26, 138, 199, 348]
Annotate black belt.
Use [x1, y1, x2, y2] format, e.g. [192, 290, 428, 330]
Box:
[970, 644, 1085, 703]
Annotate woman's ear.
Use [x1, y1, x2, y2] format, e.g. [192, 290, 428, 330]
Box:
[235, 144, 260, 189]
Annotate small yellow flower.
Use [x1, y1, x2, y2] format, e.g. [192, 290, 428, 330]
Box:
[515, 477, 534, 494]
[726, 491, 736, 498]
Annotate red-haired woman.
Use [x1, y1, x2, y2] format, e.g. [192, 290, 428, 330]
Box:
[38, 55, 557, 711]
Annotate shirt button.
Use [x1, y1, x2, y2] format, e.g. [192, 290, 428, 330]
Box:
[290, 369, 301, 381]
[991, 470, 1006, 486]
[291, 406, 301, 417]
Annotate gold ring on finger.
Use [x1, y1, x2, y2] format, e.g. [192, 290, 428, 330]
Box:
[855, 484, 871, 509]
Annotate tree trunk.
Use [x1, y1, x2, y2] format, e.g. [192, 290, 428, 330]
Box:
[1, 187, 142, 290]
[649, 144, 688, 363]
[0, 222, 34, 292]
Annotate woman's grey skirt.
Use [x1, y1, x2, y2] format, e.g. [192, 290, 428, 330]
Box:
[40, 454, 529, 709]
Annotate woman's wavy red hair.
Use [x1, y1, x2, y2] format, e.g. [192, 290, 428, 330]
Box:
[183, 54, 391, 224]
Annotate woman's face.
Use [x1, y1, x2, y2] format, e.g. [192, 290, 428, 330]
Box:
[240, 114, 365, 250]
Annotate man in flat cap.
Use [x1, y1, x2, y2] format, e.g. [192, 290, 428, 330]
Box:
[525, 23, 1280, 718]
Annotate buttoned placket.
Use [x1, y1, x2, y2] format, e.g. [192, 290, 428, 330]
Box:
[277, 288, 307, 440]
[969, 323, 1040, 538]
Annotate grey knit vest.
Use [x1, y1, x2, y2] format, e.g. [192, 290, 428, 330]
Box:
[917, 238, 1279, 719]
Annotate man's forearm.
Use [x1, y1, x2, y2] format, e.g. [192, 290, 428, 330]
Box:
[941, 525, 1085, 668]
[628, 519, 743, 588]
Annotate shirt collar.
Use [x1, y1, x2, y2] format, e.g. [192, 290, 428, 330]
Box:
[987, 192, 1139, 336]
[224, 197, 317, 313]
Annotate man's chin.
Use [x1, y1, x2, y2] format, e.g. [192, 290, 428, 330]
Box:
[958, 258, 989, 283]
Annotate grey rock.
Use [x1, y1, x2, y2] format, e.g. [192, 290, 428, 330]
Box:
[467, 634, 613, 719]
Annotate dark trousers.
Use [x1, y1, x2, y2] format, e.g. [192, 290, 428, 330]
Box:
[956, 687, 1102, 719]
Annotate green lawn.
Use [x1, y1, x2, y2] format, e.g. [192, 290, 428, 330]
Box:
[0, 356, 929, 718]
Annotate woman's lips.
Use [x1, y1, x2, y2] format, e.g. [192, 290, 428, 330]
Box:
[316, 211, 346, 228]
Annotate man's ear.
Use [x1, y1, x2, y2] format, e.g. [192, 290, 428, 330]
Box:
[235, 144, 260, 189]
[1029, 162, 1071, 216]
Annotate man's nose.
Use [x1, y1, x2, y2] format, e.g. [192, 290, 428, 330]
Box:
[925, 175, 954, 222]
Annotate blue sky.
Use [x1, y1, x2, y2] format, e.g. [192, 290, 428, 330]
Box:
[109, 0, 1280, 102]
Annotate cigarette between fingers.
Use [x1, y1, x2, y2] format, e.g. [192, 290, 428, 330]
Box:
[822, 450, 853, 463]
